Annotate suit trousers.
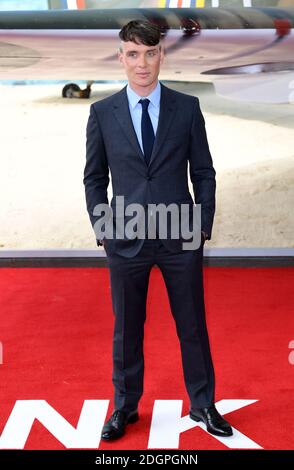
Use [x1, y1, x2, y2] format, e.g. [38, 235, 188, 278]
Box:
[106, 236, 215, 413]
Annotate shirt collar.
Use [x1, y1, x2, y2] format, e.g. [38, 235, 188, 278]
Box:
[127, 81, 161, 110]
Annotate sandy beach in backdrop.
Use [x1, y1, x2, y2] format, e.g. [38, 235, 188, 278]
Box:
[0, 81, 293, 250]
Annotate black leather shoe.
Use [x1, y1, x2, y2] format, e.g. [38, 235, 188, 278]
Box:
[101, 409, 139, 441]
[189, 405, 233, 437]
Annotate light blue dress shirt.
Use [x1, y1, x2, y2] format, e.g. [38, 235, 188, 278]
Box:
[126, 81, 161, 153]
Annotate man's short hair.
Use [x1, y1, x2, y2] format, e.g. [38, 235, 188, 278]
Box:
[119, 20, 161, 46]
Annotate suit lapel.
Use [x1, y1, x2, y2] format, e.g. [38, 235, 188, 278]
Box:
[112, 86, 146, 164]
[112, 83, 177, 167]
[149, 83, 177, 166]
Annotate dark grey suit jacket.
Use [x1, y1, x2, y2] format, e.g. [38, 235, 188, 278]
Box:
[83, 82, 216, 257]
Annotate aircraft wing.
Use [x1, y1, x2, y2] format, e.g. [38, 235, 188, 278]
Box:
[0, 7, 294, 102]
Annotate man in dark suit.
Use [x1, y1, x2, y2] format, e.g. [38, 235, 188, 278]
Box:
[83, 20, 233, 440]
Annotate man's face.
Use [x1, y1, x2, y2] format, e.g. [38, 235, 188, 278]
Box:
[118, 40, 164, 91]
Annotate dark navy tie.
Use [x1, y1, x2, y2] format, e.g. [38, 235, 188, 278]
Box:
[139, 98, 155, 165]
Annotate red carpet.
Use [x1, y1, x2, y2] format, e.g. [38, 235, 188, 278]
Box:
[0, 266, 293, 449]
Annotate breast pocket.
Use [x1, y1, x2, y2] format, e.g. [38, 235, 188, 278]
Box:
[165, 132, 187, 142]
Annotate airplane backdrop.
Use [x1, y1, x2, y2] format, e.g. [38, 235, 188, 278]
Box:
[0, 0, 293, 102]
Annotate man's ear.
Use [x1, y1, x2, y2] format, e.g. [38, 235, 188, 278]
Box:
[117, 48, 123, 64]
[159, 44, 164, 64]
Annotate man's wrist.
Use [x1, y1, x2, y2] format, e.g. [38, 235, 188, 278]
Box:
[201, 231, 208, 241]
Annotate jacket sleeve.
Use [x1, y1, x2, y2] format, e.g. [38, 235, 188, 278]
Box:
[189, 97, 216, 240]
[83, 104, 109, 242]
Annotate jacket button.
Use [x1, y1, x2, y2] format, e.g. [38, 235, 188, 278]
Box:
[147, 176, 153, 181]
